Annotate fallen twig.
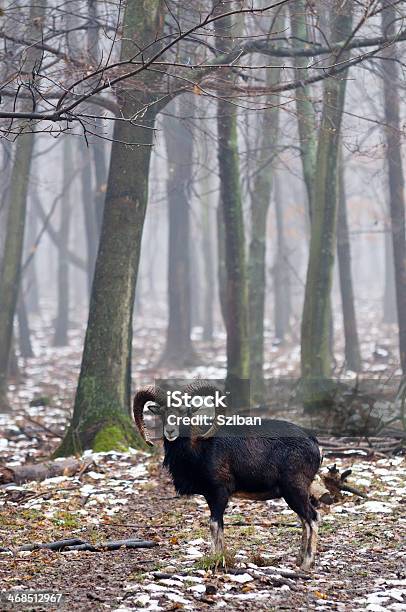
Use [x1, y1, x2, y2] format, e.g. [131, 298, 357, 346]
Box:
[0, 538, 158, 554]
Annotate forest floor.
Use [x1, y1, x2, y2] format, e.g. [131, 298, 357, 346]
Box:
[0, 305, 405, 611]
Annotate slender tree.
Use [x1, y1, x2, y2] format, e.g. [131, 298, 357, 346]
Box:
[159, 97, 199, 367]
[248, 32, 282, 402]
[81, 147, 98, 295]
[213, 5, 250, 402]
[54, 137, 73, 347]
[273, 173, 291, 341]
[337, 149, 361, 371]
[288, 0, 317, 218]
[17, 293, 34, 359]
[0, 2, 45, 410]
[383, 227, 397, 324]
[381, 0, 406, 372]
[301, 0, 353, 386]
[199, 136, 215, 343]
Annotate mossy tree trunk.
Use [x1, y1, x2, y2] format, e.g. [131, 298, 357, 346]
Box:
[337, 149, 361, 372]
[301, 0, 353, 387]
[56, 0, 164, 455]
[213, 6, 250, 400]
[381, 0, 406, 372]
[159, 97, 199, 367]
[0, 2, 45, 411]
[248, 45, 282, 403]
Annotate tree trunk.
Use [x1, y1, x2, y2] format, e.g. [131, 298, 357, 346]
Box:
[54, 137, 73, 347]
[248, 37, 282, 403]
[337, 149, 361, 372]
[159, 97, 198, 367]
[17, 293, 34, 359]
[88, 0, 108, 234]
[25, 200, 40, 315]
[0, 130, 36, 410]
[0, 2, 45, 410]
[81, 145, 98, 295]
[56, 1, 164, 455]
[213, 8, 250, 402]
[200, 156, 215, 343]
[216, 203, 227, 326]
[381, 0, 406, 372]
[289, 0, 317, 219]
[273, 173, 291, 341]
[383, 227, 397, 323]
[301, 0, 353, 390]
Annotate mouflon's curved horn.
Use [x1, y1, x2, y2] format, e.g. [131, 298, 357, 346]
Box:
[133, 386, 166, 446]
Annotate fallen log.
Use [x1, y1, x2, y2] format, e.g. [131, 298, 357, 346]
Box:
[0, 538, 158, 554]
[64, 539, 158, 552]
[0, 457, 94, 485]
[20, 538, 85, 551]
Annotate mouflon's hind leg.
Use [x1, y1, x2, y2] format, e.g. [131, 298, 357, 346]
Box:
[303, 509, 320, 571]
[281, 484, 320, 571]
[297, 518, 307, 567]
[206, 490, 229, 554]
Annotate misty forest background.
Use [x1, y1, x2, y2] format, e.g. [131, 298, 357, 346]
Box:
[1, 1, 406, 608]
[1, 0, 406, 455]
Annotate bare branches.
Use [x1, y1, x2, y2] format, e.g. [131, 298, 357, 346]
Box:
[0, 0, 405, 137]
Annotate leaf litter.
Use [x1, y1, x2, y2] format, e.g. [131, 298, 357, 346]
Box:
[0, 306, 405, 610]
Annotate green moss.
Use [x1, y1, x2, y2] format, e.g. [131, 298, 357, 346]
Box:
[51, 511, 81, 529]
[93, 424, 130, 452]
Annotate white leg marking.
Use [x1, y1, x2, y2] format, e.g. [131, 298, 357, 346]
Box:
[300, 512, 320, 571]
[210, 519, 224, 553]
[296, 518, 307, 566]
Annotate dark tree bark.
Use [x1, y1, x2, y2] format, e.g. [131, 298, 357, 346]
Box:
[216, 203, 227, 327]
[25, 200, 40, 316]
[301, 0, 353, 383]
[54, 137, 73, 347]
[88, 0, 108, 234]
[190, 236, 203, 330]
[159, 97, 199, 367]
[0, 1, 44, 409]
[81, 146, 98, 295]
[56, 1, 164, 455]
[289, 0, 317, 219]
[273, 174, 291, 341]
[337, 151, 361, 371]
[337, 150, 361, 372]
[17, 293, 34, 359]
[383, 228, 397, 324]
[200, 156, 215, 343]
[248, 31, 282, 402]
[213, 6, 250, 400]
[381, 0, 406, 372]
[0, 131, 35, 409]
